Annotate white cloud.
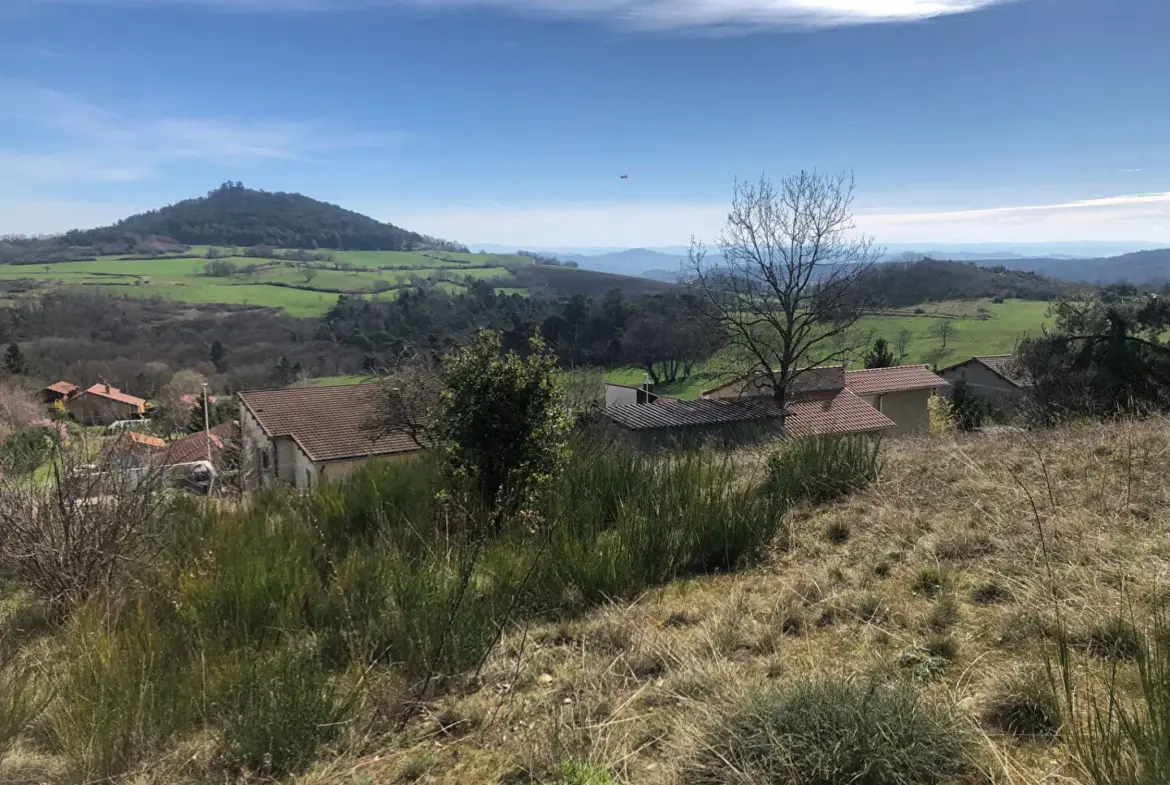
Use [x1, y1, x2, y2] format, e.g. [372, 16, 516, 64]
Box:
[47, 0, 1018, 30]
[387, 192, 1170, 247]
[0, 79, 395, 187]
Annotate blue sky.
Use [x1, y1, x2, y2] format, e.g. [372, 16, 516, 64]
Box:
[3, 0, 1169, 248]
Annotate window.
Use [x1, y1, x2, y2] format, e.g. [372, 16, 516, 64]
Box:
[261, 451, 270, 470]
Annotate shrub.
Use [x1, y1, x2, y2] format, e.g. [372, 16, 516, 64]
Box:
[0, 425, 58, 476]
[435, 330, 572, 514]
[213, 642, 350, 777]
[983, 670, 1061, 738]
[687, 676, 974, 785]
[765, 435, 882, 505]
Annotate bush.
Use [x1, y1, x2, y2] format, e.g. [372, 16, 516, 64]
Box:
[687, 676, 974, 785]
[765, 435, 882, 505]
[983, 670, 1061, 738]
[0, 425, 58, 476]
[213, 642, 349, 777]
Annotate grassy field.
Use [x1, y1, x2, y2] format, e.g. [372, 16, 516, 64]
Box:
[302, 298, 1051, 392]
[0, 248, 536, 317]
[602, 298, 1053, 399]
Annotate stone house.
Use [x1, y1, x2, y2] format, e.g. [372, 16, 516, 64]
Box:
[237, 385, 422, 490]
[66, 384, 147, 426]
[937, 355, 1031, 414]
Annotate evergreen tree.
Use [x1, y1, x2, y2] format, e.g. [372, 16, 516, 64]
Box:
[3, 344, 28, 376]
[949, 378, 990, 431]
[209, 339, 227, 373]
[863, 338, 897, 369]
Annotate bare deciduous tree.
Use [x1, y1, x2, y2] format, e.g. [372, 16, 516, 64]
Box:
[895, 328, 915, 362]
[687, 171, 881, 408]
[930, 319, 956, 350]
[363, 350, 443, 449]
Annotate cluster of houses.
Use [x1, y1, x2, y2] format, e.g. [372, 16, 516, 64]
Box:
[37, 380, 238, 485]
[230, 354, 1031, 492]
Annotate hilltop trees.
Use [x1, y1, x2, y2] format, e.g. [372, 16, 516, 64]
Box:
[688, 172, 881, 408]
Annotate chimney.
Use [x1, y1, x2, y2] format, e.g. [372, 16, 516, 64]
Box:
[104, 383, 111, 394]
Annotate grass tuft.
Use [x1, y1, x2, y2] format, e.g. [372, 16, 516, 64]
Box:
[686, 676, 974, 785]
[982, 670, 1061, 738]
[765, 435, 882, 505]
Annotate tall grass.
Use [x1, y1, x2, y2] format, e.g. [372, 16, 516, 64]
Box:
[28, 440, 798, 779]
[765, 435, 883, 505]
[1057, 605, 1170, 784]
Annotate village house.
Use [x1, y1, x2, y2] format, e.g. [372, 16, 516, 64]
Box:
[605, 362, 949, 449]
[842, 365, 950, 437]
[237, 386, 421, 490]
[66, 384, 147, 426]
[159, 421, 239, 467]
[41, 381, 79, 404]
[938, 355, 1031, 414]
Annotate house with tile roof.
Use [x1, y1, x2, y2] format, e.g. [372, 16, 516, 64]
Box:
[937, 355, 1031, 415]
[237, 386, 423, 490]
[611, 362, 949, 446]
[41, 381, 79, 404]
[66, 384, 147, 425]
[159, 421, 239, 467]
[843, 365, 950, 437]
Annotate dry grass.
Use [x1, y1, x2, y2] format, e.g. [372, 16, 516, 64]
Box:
[5, 418, 1170, 784]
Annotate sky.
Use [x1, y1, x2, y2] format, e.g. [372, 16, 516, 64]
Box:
[2, 0, 1169, 249]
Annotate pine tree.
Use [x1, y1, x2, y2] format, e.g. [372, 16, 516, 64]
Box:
[209, 340, 227, 373]
[863, 338, 897, 369]
[3, 344, 28, 376]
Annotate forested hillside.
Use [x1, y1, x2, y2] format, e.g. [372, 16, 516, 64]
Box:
[0, 183, 465, 264]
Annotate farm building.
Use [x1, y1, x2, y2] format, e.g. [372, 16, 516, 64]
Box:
[66, 384, 147, 426]
[41, 381, 79, 404]
[605, 397, 787, 450]
[938, 355, 1031, 414]
[237, 386, 422, 490]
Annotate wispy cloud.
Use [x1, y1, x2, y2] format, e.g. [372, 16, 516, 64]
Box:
[387, 192, 1170, 246]
[44, 0, 1019, 30]
[0, 79, 396, 187]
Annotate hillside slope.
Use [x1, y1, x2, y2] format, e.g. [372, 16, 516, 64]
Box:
[971, 248, 1170, 284]
[69, 182, 448, 252]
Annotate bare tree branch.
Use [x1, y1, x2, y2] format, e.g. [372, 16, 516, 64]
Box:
[685, 171, 882, 408]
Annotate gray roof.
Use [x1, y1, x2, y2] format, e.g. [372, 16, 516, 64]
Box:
[941, 355, 1031, 388]
[606, 397, 787, 431]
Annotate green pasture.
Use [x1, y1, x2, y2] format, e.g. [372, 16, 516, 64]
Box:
[0, 249, 534, 316]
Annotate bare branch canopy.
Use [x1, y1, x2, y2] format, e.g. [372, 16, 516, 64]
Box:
[686, 171, 882, 409]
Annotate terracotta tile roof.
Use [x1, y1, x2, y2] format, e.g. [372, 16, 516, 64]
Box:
[238, 386, 422, 462]
[125, 432, 166, 449]
[607, 397, 786, 431]
[160, 422, 238, 466]
[939, 355, 1032, 388]
[79, 384, 146, 411]
[784, 388, 895, 438]
[46, 381, 79, 396]
[844, 365, 949, 396]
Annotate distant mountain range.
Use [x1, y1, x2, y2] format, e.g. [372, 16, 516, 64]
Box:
[471, 244, 1170, 286]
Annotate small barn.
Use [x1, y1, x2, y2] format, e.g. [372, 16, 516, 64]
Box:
[66, 384, 147, 426]
[938, 355, 1031, 414]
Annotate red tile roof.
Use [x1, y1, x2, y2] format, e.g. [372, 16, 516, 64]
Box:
[160, 422, 238, 465]
[844, 365, 949, 396]
[80, 384, 146, 411]
[784, 388, 895, 438]
[46, 381, 79, 396]
[607, 397, 785, 431]
[125, 432, 166, 449]
[238, 386, 422, 462]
